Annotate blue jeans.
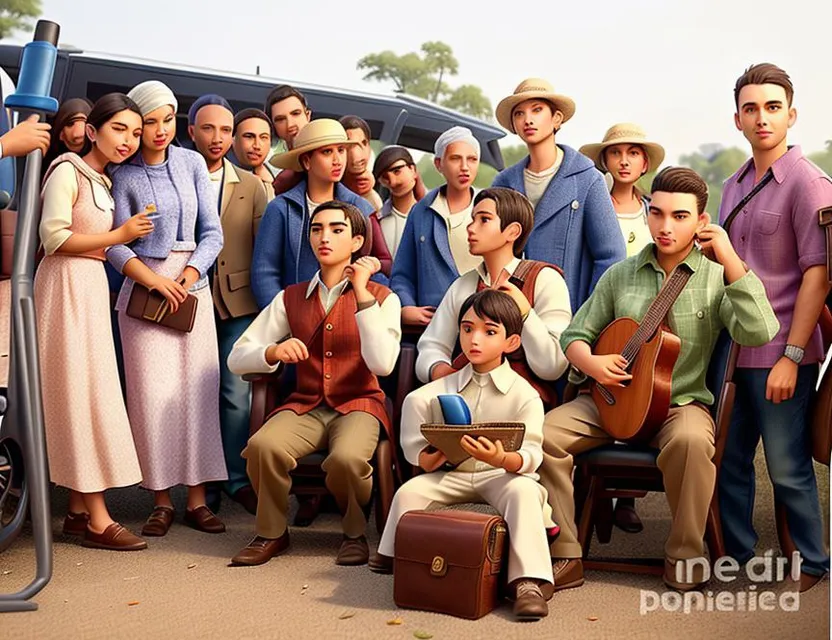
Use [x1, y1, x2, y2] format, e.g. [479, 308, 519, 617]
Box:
[719, 365, 829, 577]
[217, 313, 255, 496]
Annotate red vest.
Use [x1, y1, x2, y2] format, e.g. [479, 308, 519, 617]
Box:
[272, 280, 392, 436]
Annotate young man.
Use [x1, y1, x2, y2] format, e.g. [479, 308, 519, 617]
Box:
[231, 108, 276, 201]
[717, 63, 832, 592]
[541, 167, 779, 592]
[492, 78, 626, 313]
[264, 84, 311, 197]
[251, 118, 377, 309]
[188, 94, 269, 515]
[44, 97, 91, 167]
[227, 201, 401, 567]
[371, 289, 555, 620]
[417, 187, 571, 408]
[390, 126, 483, 326]
[339, 115, 384, 211]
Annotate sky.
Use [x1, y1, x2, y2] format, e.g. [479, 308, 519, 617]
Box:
[15, 0, 832, 165]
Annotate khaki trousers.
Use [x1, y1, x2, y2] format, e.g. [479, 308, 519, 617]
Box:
[540, 395, 715, 561]
[243, 406, 380, 538]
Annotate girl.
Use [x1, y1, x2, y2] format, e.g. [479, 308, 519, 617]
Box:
[107, 80, 227, 537]
[35, 93, 152, 550]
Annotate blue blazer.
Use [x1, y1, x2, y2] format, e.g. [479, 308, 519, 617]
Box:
[492, 144, 626, 312]
[390, 187, 462, 309]
[251, 179, 378, 309]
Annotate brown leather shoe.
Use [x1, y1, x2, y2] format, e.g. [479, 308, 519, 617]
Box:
[336, 535, 369, 566]
[663, 557, 708, 592]
[799, 571, 826, 593]
[552, 558, 585, 592]
[82, 523, 147, 551]
[368, 552, 394, 574]
[613, 499, 644, 533]
[513, 580, 549, 620]
[184, 505, 226, 533]
[231, 485, 258, 516]
[230, 532, 290, 566]
[62, 511, 90, 536]
[141, 506, 175, 537]
[293, 494, 322, 527]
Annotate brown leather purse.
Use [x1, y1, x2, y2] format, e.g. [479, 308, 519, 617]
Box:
[126, 284, 198, 333]
[393, 510, 508, 620]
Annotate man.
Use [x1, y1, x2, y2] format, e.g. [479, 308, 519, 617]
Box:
[2, 113, 51, 159]
[492, 78, 625, 313]
[232, 108, 276, 201]
[541, 167, 778, 593]
[251, 119, 377, 309]
[717, 63, 832, 593]
[264, 84, 311, 197]
[44, 98, 91, 167]
[188, 94, 269, 515]
[339, 115, 384, 211]
[390, 126, 483, 326]
[228, 201, 401, 567]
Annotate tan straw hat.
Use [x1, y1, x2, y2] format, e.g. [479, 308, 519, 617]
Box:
[495, 78, 576, 133]
[269, 119, 358, 171]
[579, 123, 665, 173]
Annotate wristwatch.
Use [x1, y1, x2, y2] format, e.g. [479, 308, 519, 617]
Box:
[783, 344, 805, 365]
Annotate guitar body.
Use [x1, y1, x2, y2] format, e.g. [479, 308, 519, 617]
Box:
[590, 317, 682, 442]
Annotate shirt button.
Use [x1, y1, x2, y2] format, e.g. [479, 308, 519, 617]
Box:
[697, 310, 705, 319]
[420, 235, 425, 242]
[741, 236, 746, 242]
[324, 373, 332, 380]
[220, 260, 225, 266]
[325, 323, 333, 331]
[571, 200, 579, 210]
[325, 351, 333, 357]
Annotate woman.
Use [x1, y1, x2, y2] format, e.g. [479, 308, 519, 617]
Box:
[580, 123, 665, 257]
[107, 80, 227, 537]
[35, 93, 152, 550]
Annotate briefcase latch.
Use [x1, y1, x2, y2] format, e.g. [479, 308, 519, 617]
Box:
[430, 555, 447, 577]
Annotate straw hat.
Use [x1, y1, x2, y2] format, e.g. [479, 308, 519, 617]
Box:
[269, 119, 358, 171]
[495, 78, 576, 133]
[579, 123, 665, 173]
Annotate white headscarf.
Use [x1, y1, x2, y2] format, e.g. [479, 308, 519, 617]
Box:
[434, 126, 480, 160]
[128, 80, 178, 117]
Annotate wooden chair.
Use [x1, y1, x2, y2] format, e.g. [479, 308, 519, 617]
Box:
[571, 330, 738, 574]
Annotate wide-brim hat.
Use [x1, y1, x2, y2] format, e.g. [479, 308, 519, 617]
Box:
[269, 119, 358, 171]
[579, 123, 665, 173]
[495, 78, 576, 133]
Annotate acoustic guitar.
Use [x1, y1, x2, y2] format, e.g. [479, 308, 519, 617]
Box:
[590, 266, 692, 442]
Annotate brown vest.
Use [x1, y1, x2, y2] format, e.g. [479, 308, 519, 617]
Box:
[453, 260, 564, 409]
[271, 280, 392, 436]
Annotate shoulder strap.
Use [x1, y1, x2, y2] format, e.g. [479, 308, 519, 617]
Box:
[723, 169, 775, 236]
[510, 259, 563, 308]
[819, 206, 832, 285]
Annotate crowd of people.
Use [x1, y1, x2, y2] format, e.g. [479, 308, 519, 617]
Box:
[23, 61, 830, 621]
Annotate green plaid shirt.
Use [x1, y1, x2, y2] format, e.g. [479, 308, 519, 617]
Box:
[561, 244, 780, 406]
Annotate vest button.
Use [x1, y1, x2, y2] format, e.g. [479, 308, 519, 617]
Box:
[325, 351, 333, 357]
[325, 323, 333, 331]
[324, 373, 332, 379]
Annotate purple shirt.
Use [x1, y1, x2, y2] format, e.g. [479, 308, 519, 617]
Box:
[719, 145, 832, 368]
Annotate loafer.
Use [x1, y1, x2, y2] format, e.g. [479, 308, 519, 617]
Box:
[231, 485, 258, 516]
[82, 523, 147, 551]
[141, 505, 175, 537]
[230, 532, 290, 566]
[368, 552, 394, 574]
[614, 500, 644, 533]
[552, 558, 584, 592]
[184, 505, 226, 534]
[62, 511, 90, 536]
[513, 580, 549, 620]
[799, 571, 826, 593]
[336, 535, 369, 566]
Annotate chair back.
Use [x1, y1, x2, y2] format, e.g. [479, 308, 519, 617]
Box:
[705, 329, 739, 470]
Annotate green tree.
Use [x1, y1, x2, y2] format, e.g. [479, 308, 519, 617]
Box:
[421, 41, 458, 103]
[678, 145, 747, 215]
[0, 0, 41, 40]
[442, 85, 492, 121]
[809, 140, 832, 176]
[356, 51, 429, 96]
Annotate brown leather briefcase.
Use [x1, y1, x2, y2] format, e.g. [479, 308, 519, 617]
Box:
[393, 510, 508, 620]
[126, 283, 198, 333]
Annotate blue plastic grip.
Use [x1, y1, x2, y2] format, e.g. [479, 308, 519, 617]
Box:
[5, 40, 59, 114]
[437, 394, 472, 425]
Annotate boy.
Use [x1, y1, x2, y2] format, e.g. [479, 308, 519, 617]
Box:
[228, 201, 402, 567]
[718, 63, 832, 592]
[540, 167, 779, 592]
[340, 115, 384, 210]
[492, 78, 625, 313]
[264, 84, 311, 197]
[417, 187, 571, 408]
[391, 126, 483, 326]
[371, 288, 555, 621]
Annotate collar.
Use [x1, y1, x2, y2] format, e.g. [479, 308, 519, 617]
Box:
[305, 270, 350, 299]
[737, 145, 803, 185]
[377, 199, 394, 220]
[476, 256, 521, 286]
[635, 243, 702, 274]
[222, 158, 241, 185]
[455, 359, 516, 395]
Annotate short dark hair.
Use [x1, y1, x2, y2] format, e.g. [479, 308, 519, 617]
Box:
[458, 289, 523, 340]
[264, 84, 309, 118]
[339, 115, 371, 142]
[82, 93, 142, 158]
[473, 188, 534, 258]
[233, 108, 272, 135]
[734, 63, 794, 108]
[310, 200, 367, 259]
[651, 167, 709, 214]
